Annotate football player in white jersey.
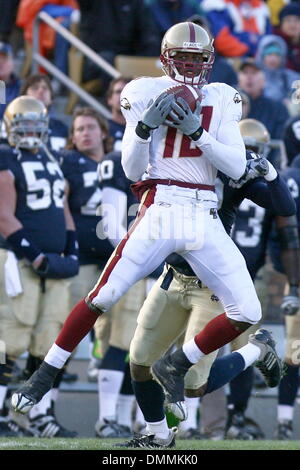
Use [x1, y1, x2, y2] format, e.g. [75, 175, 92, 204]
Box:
[12, 22, 265, 447]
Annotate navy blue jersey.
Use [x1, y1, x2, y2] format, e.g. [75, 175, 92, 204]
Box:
[230, 199, 273, 278]
[99, 150, 138, 225]
[61, 149, 113, 267]
[219, 153, 296, 278]
[0, 144, 66, 255]
[167, 151, 295, 278]
[48, 117, 68, 152]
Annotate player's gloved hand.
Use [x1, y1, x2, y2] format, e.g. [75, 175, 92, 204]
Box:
[228, 157, 275, 188]
[33, 253, 79, 279]
[135, 93, 175, 140]
[280, 286, 300, 316]
[164, 98, 203, 139]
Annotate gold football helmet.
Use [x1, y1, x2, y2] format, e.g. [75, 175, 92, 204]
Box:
[239, 118, 270, 156]
[4, 95, 49, 149]
[160, 22, 214, 87]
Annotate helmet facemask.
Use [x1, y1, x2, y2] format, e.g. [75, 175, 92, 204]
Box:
[161, 48, 214, 87]
[8, 114, 49, 150]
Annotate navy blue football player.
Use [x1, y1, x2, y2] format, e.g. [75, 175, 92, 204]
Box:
[0, 96, 78, 437]
[267, 154, 300, 439]
[220, 120, 300, 440]
[116, 123, 295, 447]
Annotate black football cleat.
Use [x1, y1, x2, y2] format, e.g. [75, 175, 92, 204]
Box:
[249, 328, 282, 388]
[151, 350, 190, 421]
[274, 420, 293, 440]
[11, 362, 60, 414]
[27, 414, 78, 438]
[116, 428, 177, 448]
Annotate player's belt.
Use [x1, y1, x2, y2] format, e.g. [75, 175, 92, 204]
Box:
[131, 179, 215, 201]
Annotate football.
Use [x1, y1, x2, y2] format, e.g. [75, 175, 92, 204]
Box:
[164, 84, 202, 112]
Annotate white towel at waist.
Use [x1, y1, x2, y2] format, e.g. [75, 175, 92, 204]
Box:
[4, 250, 23, 297]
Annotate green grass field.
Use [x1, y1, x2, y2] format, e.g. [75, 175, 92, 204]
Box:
[0, 438, 300, 450]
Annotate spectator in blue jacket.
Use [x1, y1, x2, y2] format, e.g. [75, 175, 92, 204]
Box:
[255, 34, 300, 105]
[238, 59, 290, 166]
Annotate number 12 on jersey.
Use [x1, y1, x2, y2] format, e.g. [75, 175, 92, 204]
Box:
[163, 106, 213, 158]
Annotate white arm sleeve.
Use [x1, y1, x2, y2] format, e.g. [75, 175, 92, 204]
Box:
[101, 186, 128, 248]
[194, 84, 246, 180]
[120, 78, 155, 182]
[194, 121, 246, 180]
[121, 124, 151, 181]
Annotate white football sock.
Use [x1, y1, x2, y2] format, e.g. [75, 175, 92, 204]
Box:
[179, 397, 199, 431]
[117, 394, 135, 428]
[98, 369, 124, 421]
[0, 385, 7, 411]
[45, 344, 71, 369]
[146, 417, 170, 439]
[183, 338, 205, 363]
[29, 390, 52, 419]
[237, 343, 261, 369]
[278, 405, 294, 422]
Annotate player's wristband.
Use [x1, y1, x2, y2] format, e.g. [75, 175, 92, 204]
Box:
[64, 230, 79, 258]
[189, 126, 204, 141]
[135, 121, 154, 140]
[6, 228, 42, 262]
[264, 161, 278, 182]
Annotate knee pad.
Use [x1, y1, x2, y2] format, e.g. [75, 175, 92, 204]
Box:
[92, 282, 125, 312]
[226, 298, 262, 325]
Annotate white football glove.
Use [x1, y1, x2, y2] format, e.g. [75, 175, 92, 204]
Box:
[141, 92, 175, 130]
[164, 97, 202, 136]
[229, 157, 276, 189]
